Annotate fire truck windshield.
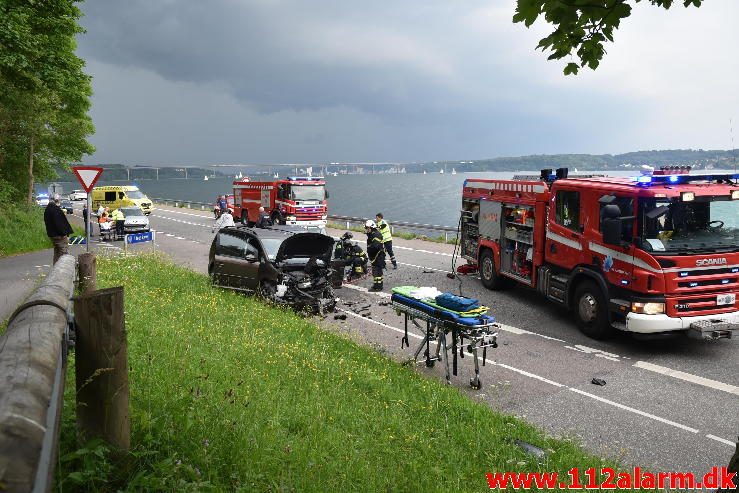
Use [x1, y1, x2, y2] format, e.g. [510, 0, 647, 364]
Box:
[640, 196, 739, 254]
[289, 185, 325, 201]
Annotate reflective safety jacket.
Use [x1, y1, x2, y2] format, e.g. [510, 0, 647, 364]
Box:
[377, 219, 392, 243]
[111, 209, 124, 222]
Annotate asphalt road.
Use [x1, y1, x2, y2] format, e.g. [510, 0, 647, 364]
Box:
[67, 203, 739, 477]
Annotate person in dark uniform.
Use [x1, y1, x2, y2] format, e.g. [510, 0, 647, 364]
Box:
[44, 194, 73, 264]
[365, 220, 385, 291]
[82, 203, 89, 235]
[255, 207, 273, 228]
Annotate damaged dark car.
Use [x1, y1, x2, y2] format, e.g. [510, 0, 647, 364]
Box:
[208, 226, 337, 313]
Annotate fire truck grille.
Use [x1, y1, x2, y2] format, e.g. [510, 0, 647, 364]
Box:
[678, 278, 737, 288]
[670, 295, 736, 316]
[674, 267, 739, 277]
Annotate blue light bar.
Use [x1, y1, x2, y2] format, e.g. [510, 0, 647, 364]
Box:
[668, 175, 679, 183]
[636, 176, 652, 184]
[679, 272, 689, 277]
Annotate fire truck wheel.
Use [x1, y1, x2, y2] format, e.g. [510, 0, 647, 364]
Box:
[573, 281, 612, 339]
[479, 249, 511, 290]
[271, 212, 284, 225]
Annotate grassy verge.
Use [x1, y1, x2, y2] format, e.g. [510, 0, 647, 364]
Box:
[57, 254, 621, 491]
[0, 203, 84, 257]
[328, 221, 458, 245]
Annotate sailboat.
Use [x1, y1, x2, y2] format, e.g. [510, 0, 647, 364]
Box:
[423, 170, 427, 175]
[439, 169, 444, 174]
[236, 171, 243, 179]
[273, 172, 279, 179]
[451, 168, 457, 175]
[204, 175, 209, 181]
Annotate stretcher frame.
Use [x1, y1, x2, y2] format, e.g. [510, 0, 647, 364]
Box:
[392, 299, 499, 389]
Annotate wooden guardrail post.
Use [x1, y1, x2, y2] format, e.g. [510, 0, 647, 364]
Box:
[78, 252, 96, 294]
[73, 286, 130, 451]
[0, 254, 75, 493]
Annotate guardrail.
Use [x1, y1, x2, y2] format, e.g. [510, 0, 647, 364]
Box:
[151, 197, 459, 241]
[0, 255, 75, 493]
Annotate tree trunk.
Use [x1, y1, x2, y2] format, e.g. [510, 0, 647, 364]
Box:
[26, 135, 34, 206]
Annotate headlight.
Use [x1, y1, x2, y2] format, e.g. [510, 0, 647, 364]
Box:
[321, 215, 327, 220]
[631, 302, 665, 315]
[286, 215, 296, 221]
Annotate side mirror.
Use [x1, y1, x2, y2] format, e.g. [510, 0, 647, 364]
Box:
[602, 218, 623, 246]
[245, 253, 258, 262]
[325, 190, 330, 199]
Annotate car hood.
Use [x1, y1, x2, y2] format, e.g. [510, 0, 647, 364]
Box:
[275, 233, 335, 264]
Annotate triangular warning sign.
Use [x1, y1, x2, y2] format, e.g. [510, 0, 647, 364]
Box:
[72, 166, 104, 193]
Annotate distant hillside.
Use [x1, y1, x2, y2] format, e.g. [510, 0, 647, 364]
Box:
[419, 149, 739, 173]
[52, 149, 739, 179]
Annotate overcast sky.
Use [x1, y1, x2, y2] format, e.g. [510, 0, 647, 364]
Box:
[76, 0, 739, 166]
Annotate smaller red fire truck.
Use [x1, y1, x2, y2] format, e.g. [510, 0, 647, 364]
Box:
[232, 176, 328, 228]
[459, 167, 739, 340]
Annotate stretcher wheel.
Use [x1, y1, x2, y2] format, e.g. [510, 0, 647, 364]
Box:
[426, 359, 435, 368]
[470, 377, 482, 390]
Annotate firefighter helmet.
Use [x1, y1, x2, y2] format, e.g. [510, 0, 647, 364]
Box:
[365, 220, 376, 229]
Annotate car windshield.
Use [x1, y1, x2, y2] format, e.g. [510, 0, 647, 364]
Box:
[127, 190, 146, 199]
[122, 208, 145, 217]
[640, 196, 739, 254]
[260, 238, 284, 259]
[289, 185, 325, 201]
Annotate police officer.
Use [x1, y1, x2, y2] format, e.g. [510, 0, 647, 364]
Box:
[255, 207, 272, 228]
[375, 212, 397, 269]
[365, 220, 385, 291]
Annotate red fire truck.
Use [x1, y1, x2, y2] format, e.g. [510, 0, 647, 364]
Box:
[459, 167, 739, 340]
[232, 176, 328, 228]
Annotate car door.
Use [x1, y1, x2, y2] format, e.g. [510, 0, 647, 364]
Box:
[213, 231, 251, 290]
[241, 236, 263, 290]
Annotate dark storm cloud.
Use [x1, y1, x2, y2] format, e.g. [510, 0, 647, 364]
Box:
[78, 0, 470, 118]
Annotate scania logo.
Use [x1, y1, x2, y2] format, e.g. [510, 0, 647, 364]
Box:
[695, 258, 727, 267]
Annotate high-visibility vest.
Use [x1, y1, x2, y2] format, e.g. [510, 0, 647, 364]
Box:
[377, 219, 392, 243]
[111, 209, 124, 221]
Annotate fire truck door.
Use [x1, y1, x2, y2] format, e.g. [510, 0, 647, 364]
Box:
[592, 196, 636, 287]
[261, 190, 270, 208]
[546, 189, 584, 269]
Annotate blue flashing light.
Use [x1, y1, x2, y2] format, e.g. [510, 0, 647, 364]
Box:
[620, 280, 629, 285]
[731, 268, 739, 273]
[689, 282, 698, 287]
[679, 272, 689, 277]
[286, 176, 323, 181]
[636, 175, 652, 184]
[668, 175, 679, 183]
[722, 279, 730, 284]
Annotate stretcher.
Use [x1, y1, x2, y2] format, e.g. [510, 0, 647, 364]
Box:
[391, 291, 499, 389]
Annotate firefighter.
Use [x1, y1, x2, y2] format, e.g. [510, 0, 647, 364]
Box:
[375, 212, 397, 269]
[365, 219, 385, 291]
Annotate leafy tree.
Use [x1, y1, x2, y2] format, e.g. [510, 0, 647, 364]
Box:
[0, 0, 94, 205]
[513, 0, 702, 75]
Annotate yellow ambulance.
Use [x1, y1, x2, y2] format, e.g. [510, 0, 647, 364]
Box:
[91, 185, 153, 215]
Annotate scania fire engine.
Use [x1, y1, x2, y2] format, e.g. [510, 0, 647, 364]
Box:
[459, 167, 739, 340]
[232, 176, 328, 228]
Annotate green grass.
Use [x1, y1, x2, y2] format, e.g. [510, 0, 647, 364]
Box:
[0, 203, 85, 257]
[328, 221, 458, 245]
[57, 254, 622, 491]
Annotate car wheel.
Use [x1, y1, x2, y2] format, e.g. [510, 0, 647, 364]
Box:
[258, 280, 276, 302]
[479, 249, 512, 290]
[572, 280, 613, 339]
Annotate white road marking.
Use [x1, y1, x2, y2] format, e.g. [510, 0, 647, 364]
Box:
[394, 245, 453, 257]
[564, 345, 622, 362]
[633, 361, 739, 397]
[398, 262, 448, 273]
[706, 434, 737, 447]
[343, 306, 703, 436]
[569, 388, 699, 434]
[156, 208, 211, 219]
[342, 283, 391, 299]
